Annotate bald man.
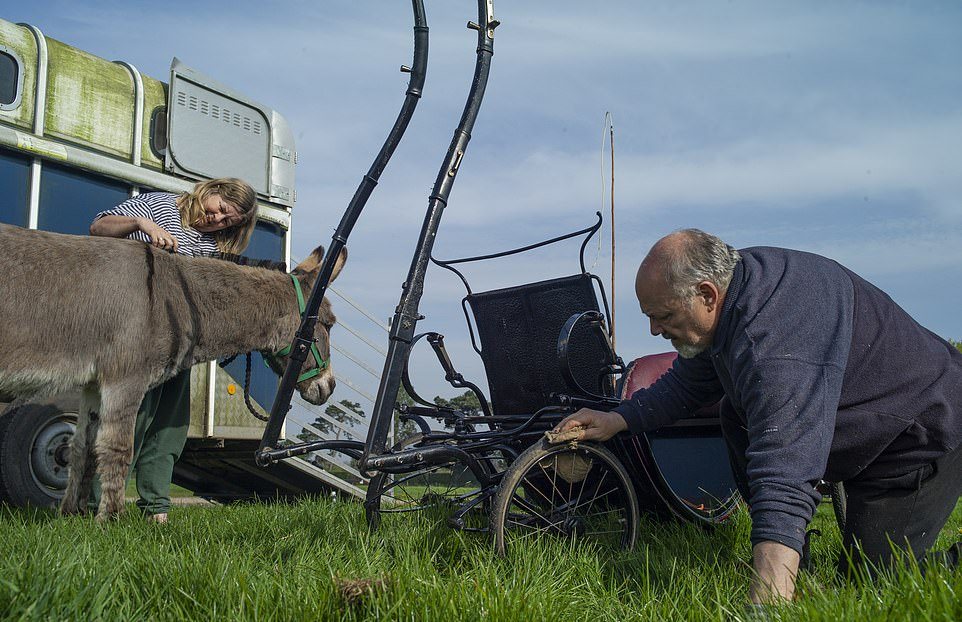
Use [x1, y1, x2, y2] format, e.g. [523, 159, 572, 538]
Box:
[555, 229, 962, 603]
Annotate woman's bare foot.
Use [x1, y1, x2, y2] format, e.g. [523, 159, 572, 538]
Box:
[148, 512, 168, 524]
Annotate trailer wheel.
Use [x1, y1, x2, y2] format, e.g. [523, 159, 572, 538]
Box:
[491, 438, 639, 555]
[0, 399, 78, 508]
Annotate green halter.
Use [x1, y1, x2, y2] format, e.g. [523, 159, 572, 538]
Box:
[265, 274, 329, 383]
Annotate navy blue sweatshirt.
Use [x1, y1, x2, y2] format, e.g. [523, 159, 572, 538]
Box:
[614, 247, 962, 554]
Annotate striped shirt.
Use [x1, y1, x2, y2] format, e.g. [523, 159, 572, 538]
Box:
[95, 192, 220, 257]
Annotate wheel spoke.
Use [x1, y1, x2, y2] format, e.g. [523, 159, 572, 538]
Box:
[548, 455, 560, 514]
[379, 463, 475, 501]
[507, 492, 555, 526]
[581, 468, 610, 519]
[571, 482, 618, 513]
[505, 513, 564, 534]
[520, 470, 558, 508]
[505, 520, 563, 541]
[575, 454, 590, 514]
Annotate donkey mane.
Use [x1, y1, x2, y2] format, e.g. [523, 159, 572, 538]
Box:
[212, 252, 289, 272]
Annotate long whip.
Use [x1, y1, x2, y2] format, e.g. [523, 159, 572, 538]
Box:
[601, 112, 616, 350]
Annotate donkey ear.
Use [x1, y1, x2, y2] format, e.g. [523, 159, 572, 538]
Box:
[329, 247, 347, 282]
[293, 245, 347, 282]
[293, 245, 325, 274]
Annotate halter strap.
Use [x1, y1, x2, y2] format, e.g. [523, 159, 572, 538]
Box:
[266, 274, 328, 383]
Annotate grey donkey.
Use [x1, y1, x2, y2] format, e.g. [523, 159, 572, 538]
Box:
[0, 223, 344, 520]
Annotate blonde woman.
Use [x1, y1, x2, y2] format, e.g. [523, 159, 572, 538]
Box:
[89, 177, 258, 522]
[91, 177, 257, 255]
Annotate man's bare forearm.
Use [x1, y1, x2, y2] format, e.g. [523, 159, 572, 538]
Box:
[749, 540, 800, 603]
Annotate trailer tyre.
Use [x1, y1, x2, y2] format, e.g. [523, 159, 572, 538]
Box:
[0, 400, 77, 508]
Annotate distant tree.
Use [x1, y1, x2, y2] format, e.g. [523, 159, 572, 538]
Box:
[291, 399, 364, 475]
[951, 339, 962, 354]
[296, 399, 362, 443]
[434, 390, 483, 416]
[394, 386, 420, 442]
[433, 390, 483, 430]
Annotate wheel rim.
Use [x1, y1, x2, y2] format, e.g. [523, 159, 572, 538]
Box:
[29, 413, 77, 495]
[367, 460, 487, 530]
[500, 445, 636, 551]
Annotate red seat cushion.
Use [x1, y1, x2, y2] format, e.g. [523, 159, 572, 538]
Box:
[620, 352, 720, 416]
[620, 352, 678, 399]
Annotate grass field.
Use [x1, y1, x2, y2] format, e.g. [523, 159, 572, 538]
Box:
[1, 496, 960, 621]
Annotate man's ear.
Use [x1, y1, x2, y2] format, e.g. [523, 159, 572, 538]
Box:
[293, 246, 347, 282]
[697, 281, 719, 310]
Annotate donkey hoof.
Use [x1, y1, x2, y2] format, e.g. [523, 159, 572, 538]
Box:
[95, 510, 121, 523]
[59, 501, 84, 516]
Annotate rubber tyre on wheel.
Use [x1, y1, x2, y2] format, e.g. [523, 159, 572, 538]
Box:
[491, 437, 639, 555]
[0, 398, 78, 508]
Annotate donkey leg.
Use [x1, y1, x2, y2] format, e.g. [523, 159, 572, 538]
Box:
[76, 388, 103, 511]
[60, 386, 101, 515]
[94, 382, 147, 520]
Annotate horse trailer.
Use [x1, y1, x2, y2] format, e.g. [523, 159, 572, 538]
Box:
[0, 17, 363, 507]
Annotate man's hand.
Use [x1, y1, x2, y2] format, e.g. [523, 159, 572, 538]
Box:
[749, 540, 800, 603]
[550, 408, 628, 442]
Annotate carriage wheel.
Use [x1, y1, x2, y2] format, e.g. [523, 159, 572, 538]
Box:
[364, 433, 491, 532]
[491, 437, 639, 555]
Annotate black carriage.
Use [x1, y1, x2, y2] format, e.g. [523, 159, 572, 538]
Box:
[362, 215, 740, 552]
[254, 0, 741, 554]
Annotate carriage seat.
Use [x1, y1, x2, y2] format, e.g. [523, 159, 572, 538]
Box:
[620, 352, 720, 417]
[468, 273, 614, 417]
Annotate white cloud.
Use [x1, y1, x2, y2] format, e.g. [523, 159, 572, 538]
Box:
[413, 112, 962, 226]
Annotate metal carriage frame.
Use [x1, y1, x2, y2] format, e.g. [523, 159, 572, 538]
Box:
[254, 0, 741, 553]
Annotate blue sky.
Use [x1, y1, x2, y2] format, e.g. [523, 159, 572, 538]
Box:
[6, 1, 961, 404]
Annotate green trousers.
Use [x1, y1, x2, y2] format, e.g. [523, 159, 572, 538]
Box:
[90, 369, 191, 515]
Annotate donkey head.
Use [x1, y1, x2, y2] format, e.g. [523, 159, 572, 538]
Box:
[266, 245, 347, 406]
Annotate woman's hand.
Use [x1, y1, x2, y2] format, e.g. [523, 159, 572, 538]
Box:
[137, 219, 178, 252]
[550, 408, 628, 442]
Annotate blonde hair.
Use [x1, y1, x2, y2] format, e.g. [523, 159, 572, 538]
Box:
[177, 177, 258, 254]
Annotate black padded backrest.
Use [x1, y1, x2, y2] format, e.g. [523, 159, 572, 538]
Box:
[467, 273, 613, 416]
